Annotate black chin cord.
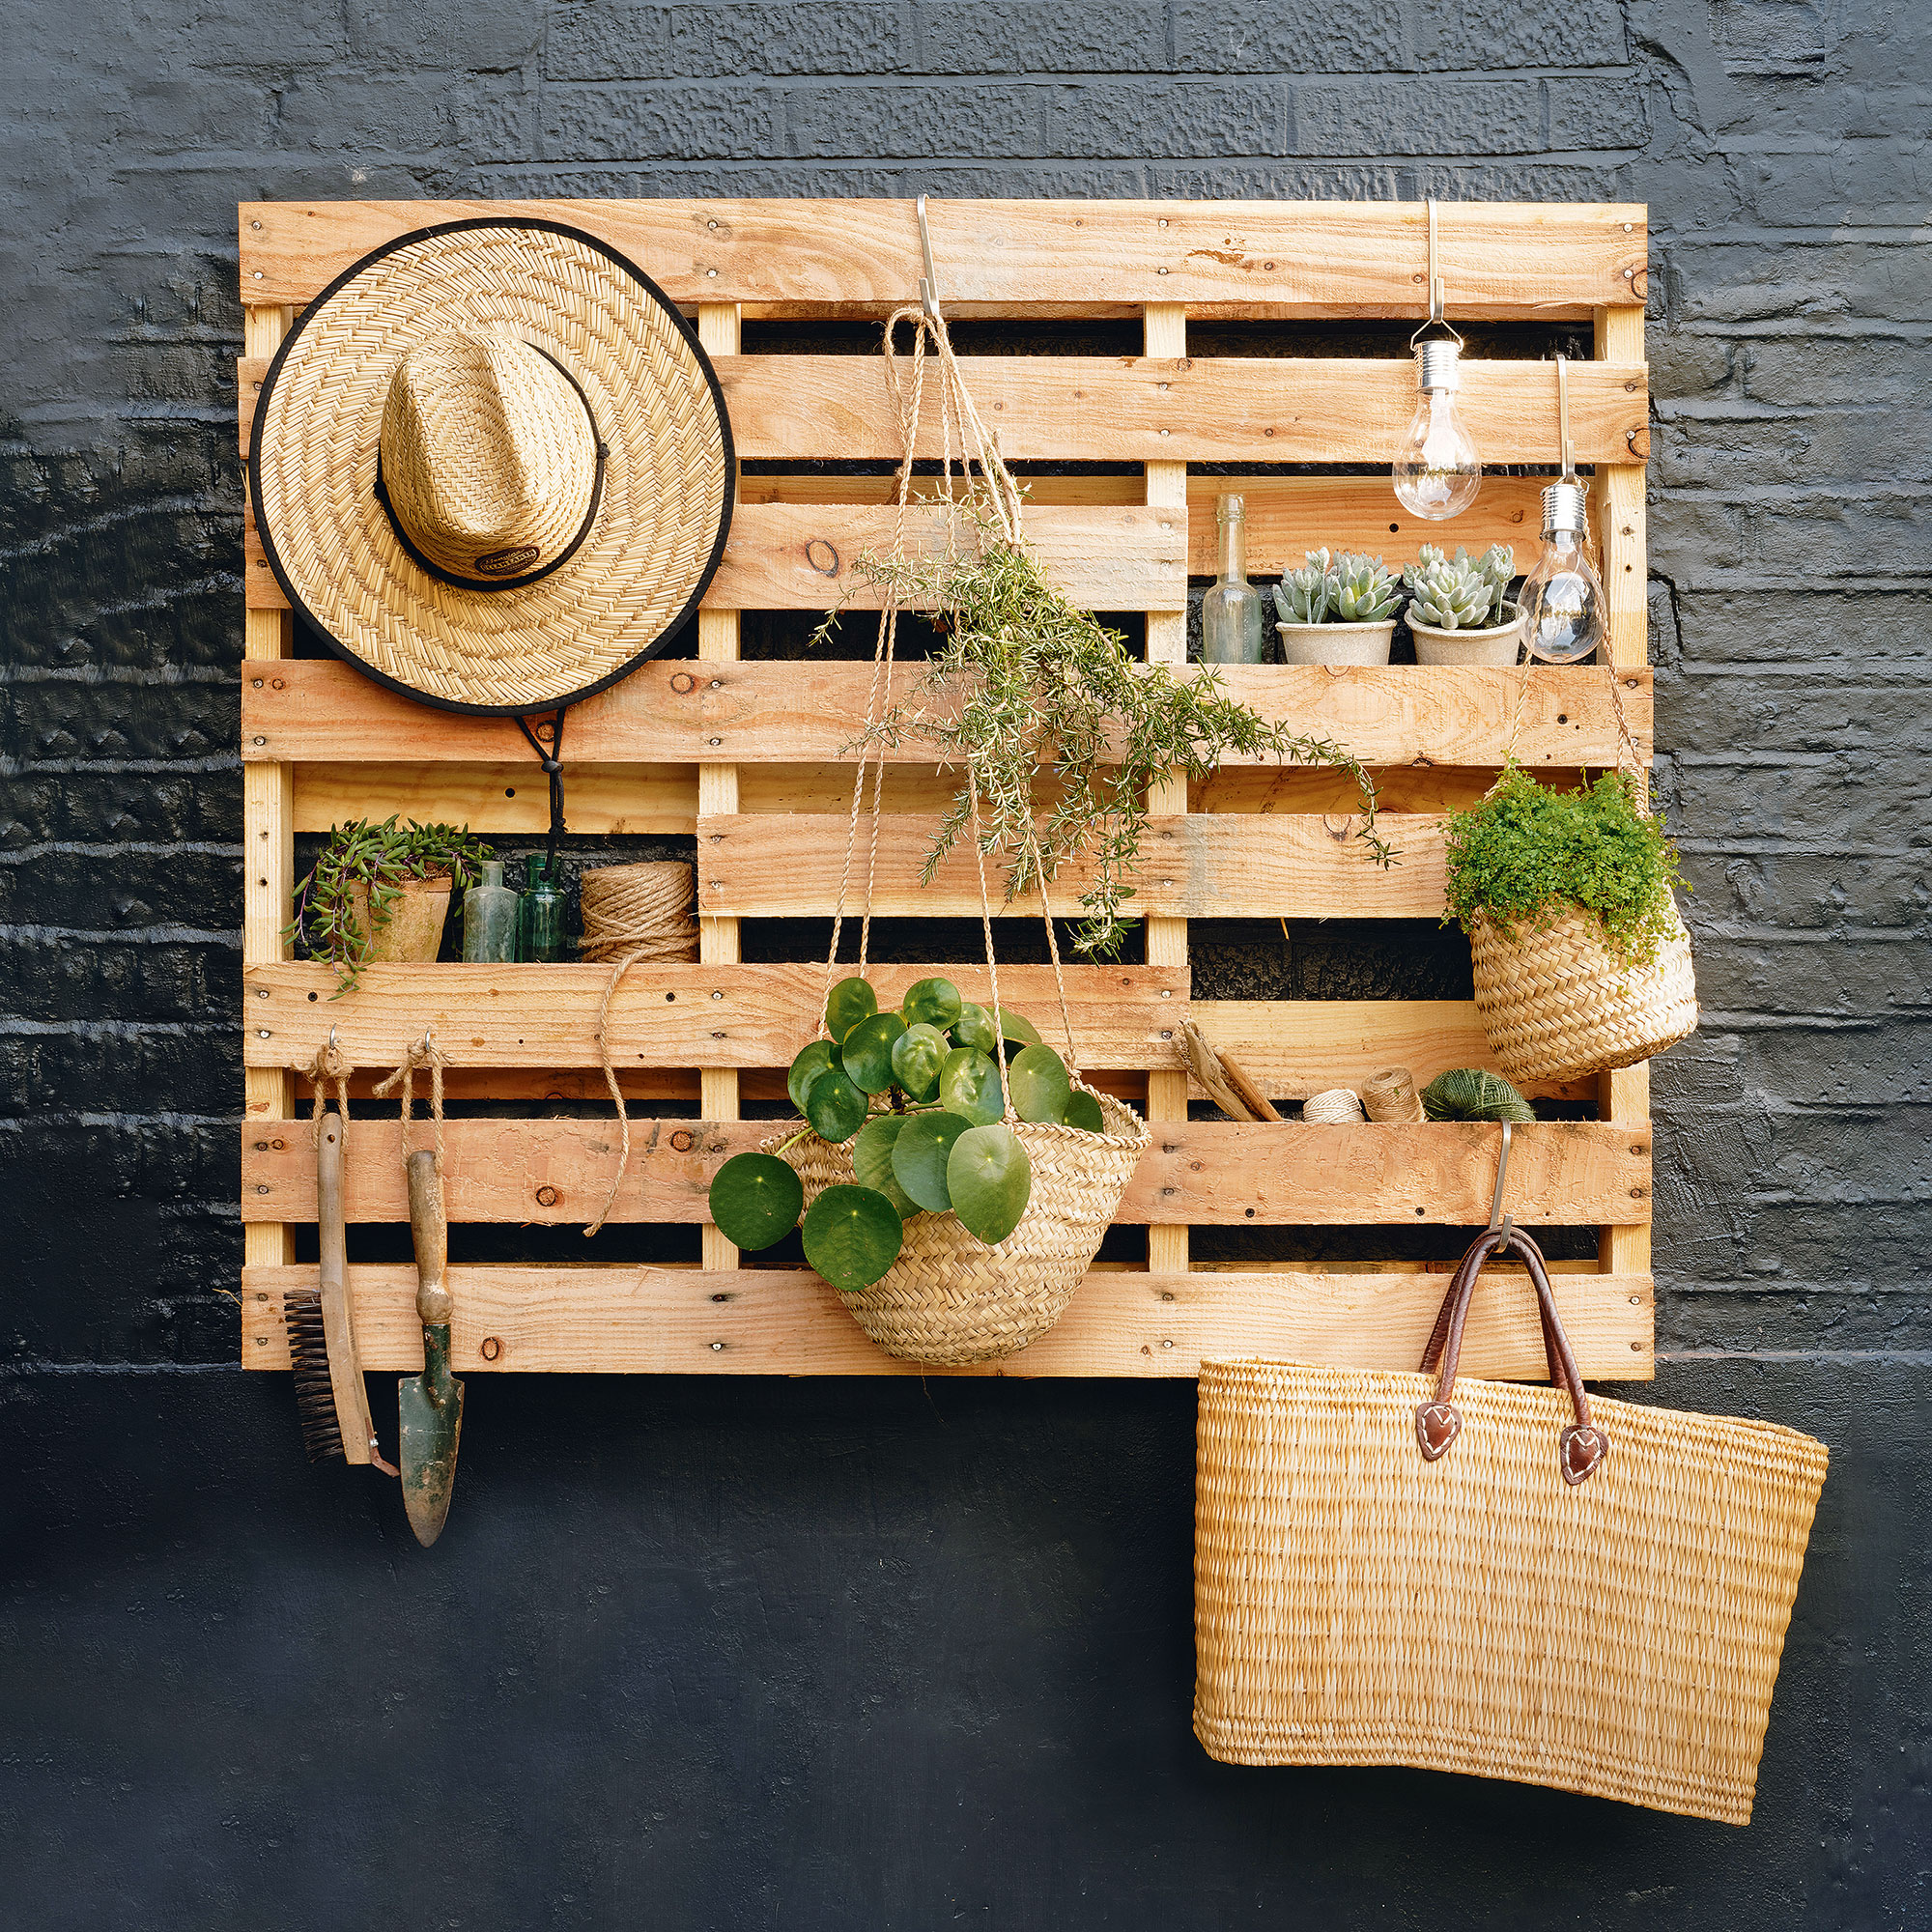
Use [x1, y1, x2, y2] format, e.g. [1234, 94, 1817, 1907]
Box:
[516, 707, 569, 875]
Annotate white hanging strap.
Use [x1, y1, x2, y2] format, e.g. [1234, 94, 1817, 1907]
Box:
[1556, 352, 1577, 483]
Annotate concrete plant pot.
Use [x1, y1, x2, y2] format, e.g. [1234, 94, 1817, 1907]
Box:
[1408, 600, 1527, 667]
[347, 875, 454, 963]
[1274, 619, 1397, 667]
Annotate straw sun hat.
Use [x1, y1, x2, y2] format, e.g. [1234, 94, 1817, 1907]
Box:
[249, 219, 733, 714]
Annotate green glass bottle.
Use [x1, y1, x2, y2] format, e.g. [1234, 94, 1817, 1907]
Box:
[461, 859, 520, 963]
[516, 855, 568, 963]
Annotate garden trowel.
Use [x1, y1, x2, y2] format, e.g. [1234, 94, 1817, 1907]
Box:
[399, 1148, 463, 1547]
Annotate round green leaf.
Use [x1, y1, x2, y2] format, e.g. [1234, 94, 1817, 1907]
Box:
[1062, 1088, 1106, 1134]
[950, 1001, 998, 1053]
[902, 976, 963, 1031]
[801, 1184, 904, 1293]
[891, 1022, 949, 1102]
[852, 1116, 921, 1220]
[892, 1109, 972, 1212]
[804, 1065, 868, 1143]
[1008, 1042, 1072, 1124]
[840, 1010, 906, 1094]
[947, 1124, 1033, 1245]
[997, 1007, 1042, 1046]
[825, 976, 877, 1042]
[787, 1039, 838, 1114]
[939, 1046, 1005, 1126]
[706, 1152, 804, 1253]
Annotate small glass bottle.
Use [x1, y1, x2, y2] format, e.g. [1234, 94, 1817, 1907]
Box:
[461, 859, 520, 963]
[516, 854, 569, 963]
[1201, 494, 1266, 665]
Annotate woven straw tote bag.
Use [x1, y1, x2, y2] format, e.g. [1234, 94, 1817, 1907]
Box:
[1194, 1224, 1828, 1825]
[1470, 896, 1698, 1085]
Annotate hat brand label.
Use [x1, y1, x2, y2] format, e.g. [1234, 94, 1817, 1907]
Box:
[475, 544, 541, 577]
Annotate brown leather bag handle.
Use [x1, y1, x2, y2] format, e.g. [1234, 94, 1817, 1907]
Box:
[1413, 1224, 1607, 1486]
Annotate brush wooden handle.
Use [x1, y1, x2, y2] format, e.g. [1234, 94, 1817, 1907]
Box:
[317, 1113, 377, 1465]
[407, 1149, 451, 1325]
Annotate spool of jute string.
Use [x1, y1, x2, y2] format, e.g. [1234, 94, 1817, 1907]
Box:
[581, 863, 699, 1237]
[1302, 1088, 1367, 1124]
[1360, 1065, 1425, 1124]
[580, 861, 696, 965]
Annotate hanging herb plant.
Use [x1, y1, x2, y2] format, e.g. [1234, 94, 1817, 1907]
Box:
[710, 973, 1091, 1293]
[817, 506, 1395, 959]
[1441, 764, 1683, 968]
[289, 815, 491, 994]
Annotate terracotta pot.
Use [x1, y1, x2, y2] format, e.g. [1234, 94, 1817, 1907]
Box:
[1275, 619, 1396, 667]
[1409, 599, 1527, 666]
[347, 874, 453, 963]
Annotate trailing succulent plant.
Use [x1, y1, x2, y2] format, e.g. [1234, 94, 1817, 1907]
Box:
[707, 975, 1106, 1293]
[1272, 547, 1403, 626]
[289, 815, 491, 995]
[829, 509, 1393, 959]
[1403, 544, 1516, 630]
[1442, 763, 1685, 969]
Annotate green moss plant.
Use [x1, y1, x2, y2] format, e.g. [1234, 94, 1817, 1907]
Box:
[1441, 764, 1684, 968]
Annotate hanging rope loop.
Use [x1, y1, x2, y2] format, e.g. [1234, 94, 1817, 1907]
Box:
[374, 1026, 449, 1175]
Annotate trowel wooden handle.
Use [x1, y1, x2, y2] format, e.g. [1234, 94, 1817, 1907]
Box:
[406, 1150, 451, 1325]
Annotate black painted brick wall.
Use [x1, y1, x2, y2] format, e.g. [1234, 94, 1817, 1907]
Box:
[1, 4, 1927, 1925]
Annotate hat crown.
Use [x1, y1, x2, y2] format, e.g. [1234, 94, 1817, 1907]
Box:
[379, 330, 598, 582]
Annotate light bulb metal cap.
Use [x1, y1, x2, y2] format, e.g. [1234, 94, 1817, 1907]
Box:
[1541, 479, 1589, 536]
[1415, 339, 1463, 392]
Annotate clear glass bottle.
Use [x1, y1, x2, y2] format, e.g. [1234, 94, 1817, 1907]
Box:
[516, 854, 569, 963]
[1201, 494, 1265, 664]
[461, 859, 520, 963]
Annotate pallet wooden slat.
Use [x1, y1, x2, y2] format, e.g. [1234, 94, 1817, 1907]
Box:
[240, 1264, 1654, 1380]
[696, 811, 1444, 921]
[238, 355, 1646, 466]
[242, 1119, 1648, 1228]
[240, 199, 1646, 317]
[241, 961, 1188, 1069]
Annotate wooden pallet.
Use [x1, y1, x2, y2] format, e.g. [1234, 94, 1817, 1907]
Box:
[238, 197, 1655, 1382]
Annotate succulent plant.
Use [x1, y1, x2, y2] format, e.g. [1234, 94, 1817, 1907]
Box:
[1272, 548, 1402, 626]
[1403, 544, 1515, 630]
[1331, 551, 1403, 622]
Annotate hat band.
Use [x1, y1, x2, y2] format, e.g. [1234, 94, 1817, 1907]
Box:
[373, 345, 609, 594]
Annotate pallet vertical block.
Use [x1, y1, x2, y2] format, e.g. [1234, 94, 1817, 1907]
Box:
[238, 200, 1657, 1381]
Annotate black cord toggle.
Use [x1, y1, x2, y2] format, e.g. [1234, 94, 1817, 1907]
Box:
[516, 706, 570, 872]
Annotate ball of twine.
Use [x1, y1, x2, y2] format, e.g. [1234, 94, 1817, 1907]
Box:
[580, 862, 697, 965]
[1360, 1065, 1425, 1124]
[1302, 1088, 1366, 1124]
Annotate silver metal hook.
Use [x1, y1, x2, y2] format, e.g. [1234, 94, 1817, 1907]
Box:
[1407, 197, 1464, 353]
[1487, 1118, 1515, 1238]
[916, 194, 942, 323]
[327, 1024, 338, 1052]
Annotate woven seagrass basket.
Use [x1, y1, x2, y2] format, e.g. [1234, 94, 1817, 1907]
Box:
[770, 1084, 1148, 1368]
[1193, 1229, 1829, 1825]
[1469, 897, 1698, 1085]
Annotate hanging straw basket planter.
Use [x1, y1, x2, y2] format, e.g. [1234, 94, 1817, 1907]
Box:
[1469, 897, 1698, 1086]
[768, 1084, 1148, 1368]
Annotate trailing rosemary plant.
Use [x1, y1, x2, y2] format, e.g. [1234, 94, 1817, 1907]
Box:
[818, 509, 1394, 958]
[289, 815, 491, 994]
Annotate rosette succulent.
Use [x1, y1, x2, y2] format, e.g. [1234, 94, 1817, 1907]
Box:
[1403, 544, 1515, 630]
[1271, 548, 1403, 625]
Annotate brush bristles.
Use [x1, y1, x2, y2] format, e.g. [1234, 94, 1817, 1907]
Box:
[283, 1287, 344, 1463]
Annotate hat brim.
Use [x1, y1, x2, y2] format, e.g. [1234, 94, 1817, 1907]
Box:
[249, 218, 734, 716]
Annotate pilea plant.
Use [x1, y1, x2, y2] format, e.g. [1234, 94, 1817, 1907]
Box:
[823, 511, 1394, 958]
[1404, 544, 1516, 629]
[1441, 764, 1684, 969]
[289, 815, 492, 994]
[1272, 548, 1404, 626]
[708, 974, 1102, 1293]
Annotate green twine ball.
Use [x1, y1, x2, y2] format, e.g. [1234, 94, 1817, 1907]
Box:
[1420, 1068, 1537, 1123]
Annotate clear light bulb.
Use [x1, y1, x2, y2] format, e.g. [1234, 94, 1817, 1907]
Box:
[1520, 481, 1606, 663]
[1392, 339, 1482, 521]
